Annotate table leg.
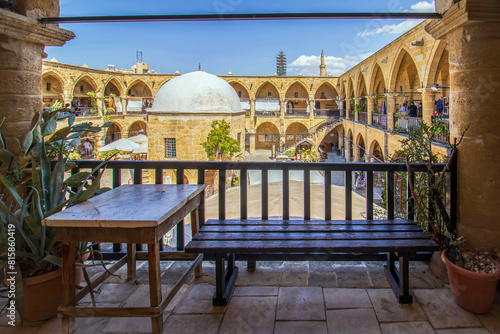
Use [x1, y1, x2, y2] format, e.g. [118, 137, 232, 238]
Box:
[148, 240, 163, 334]
[127, 243, 136, 280]
[190, 208, 202, 277]
[61, 241, 76, 334]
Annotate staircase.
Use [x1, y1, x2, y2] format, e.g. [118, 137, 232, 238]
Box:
[282, 116, 341, 152]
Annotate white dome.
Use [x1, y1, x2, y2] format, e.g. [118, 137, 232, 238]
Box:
[150, 71, 242, 113]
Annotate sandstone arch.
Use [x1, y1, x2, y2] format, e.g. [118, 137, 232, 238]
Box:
[369, 140, 384, 162]
[105, 122, 122, 144]
[369, 62, 387, 95]
[128, 120, 147, 137]
[255, 122, 280, 150]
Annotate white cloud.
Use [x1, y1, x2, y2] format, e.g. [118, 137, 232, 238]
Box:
[357, 19, 422, 38]
[289, 53, 373, 76]
[357, 1, 434, 37]
[410, 1, 435, 12]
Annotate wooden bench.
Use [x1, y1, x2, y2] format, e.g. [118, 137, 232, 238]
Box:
[185, 218, 439, 306]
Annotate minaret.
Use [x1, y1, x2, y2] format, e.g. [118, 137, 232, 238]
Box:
[276, 49, 287, 76]
[320, 49, 326, 77]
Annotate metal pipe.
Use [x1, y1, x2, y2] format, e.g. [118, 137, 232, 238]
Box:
[39, 12, 442, 24]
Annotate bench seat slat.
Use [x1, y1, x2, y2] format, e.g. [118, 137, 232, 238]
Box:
[199, 225, 423, 233]
[203, 219, 417, 226]
[185, 239, 439, 254]
[192, 231, 432, 241]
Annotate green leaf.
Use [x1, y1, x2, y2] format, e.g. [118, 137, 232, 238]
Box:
[23, 131, 33, 153]
[32, 125, 43, 144]
[68, 113, 76, 126]
[71, 122, 92, 132]
[67, 138, 81, 149]
[48, 127, 72, 142]
[67, 131, 85, 140]
[49, 145, 66, 210]
[30, 113, 40, 130]
[40, 140, 52, 211]
[42, 118, 57, 137]
[0, 174, 24, 209]
[41, 254, 62, 267]
[95, 187, 111, 196]
[86, 127, 103, 133]
[0, 148, 15, 164]
[102, 121, 112, 128]
[65, 171, 91, 187]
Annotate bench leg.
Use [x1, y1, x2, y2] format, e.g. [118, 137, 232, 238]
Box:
[247, 260, 256, 272]
[213, 253, 238, 306]
[384, 251, 412, 304]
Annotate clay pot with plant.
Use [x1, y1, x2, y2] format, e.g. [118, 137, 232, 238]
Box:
[0, 108, 112, 322]
[396, 120, 499, 314]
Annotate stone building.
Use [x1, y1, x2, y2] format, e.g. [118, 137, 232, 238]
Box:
[147, 71, 246, 163]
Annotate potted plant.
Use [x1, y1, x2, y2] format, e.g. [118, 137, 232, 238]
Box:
[0, 108, 111, 322]
[393, 121, 500, 314]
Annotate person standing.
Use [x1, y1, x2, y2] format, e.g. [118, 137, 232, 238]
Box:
[408, 102, 418, 117]
[83, 139, 92, 157]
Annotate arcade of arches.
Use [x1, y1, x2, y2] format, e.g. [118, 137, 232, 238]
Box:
[3, 0, 496, 248]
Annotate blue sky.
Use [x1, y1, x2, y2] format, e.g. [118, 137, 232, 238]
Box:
[46, 0, 435, 76]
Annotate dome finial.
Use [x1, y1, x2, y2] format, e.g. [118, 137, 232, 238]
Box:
[198, 63, 201, 71]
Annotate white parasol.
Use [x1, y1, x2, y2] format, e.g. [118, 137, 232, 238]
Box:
[98, 138, 140, 152]
[127, 134, 148, 144]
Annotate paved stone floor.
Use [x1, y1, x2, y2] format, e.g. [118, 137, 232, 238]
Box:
[1, 260, 499, 333]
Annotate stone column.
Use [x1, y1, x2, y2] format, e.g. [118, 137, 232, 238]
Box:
[367, 97, 374, 125]
[426, 0, 500, 249]
[344, 137, 351, 162]
[338, 131, 344, 151]
[249, 132, 256, 155]
[353, 142, 360, 162]
[250, 98, 255, 118]
[280, 99, 286, 118]
[0, 9, 74, 153]
[421, 89, 435, 125]
[386, 93, 397, 130]
[121, 98, 127, 115]
[354, 98, 361, 122]
[309, 99, 315, 121]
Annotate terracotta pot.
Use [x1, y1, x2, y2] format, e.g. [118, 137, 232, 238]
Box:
[22, 269, 63, 322]
[441, 249, 500, 314]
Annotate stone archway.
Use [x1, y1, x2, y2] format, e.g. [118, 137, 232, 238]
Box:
[356, 134, 366, 162]
[255, 122, 279, 150]
[390, 49, 422, 111]
[285, 122, 308, 146]
[42, 72, 64, 108]
[128, 121, 147, 137]
[369, 140, 384, 162]
[369, 63, 387, 95]
[255, 81, 280, 116]
[127, 80, 153, 113]
[229, 81, 250, 111]
[105, 122, 122, 144]
[314, 82, 339, 115]
[72, 75, 97, 114]
[285, 81, 309, 115]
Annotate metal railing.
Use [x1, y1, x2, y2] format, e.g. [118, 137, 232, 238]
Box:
[71, 159, 455, 259]
[433, 118, 450, 144]
[255, 110, 280, 117]
[315, 109, 339, 117]
[358, 112, 368, 124]
[285, 108, 309, 116]
[372, 114, 388, 129]
[394, 116, 422, 132]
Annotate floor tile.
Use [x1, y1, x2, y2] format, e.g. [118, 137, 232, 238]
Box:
[280, 272, 308, 286]
[79, 283, 138, 304]
[368, 289, 427, 322]
[478, 303, 500, 333]
[173, 284, 226, 314]
[277, 287, 325, 321]
[122, 284, 172, 307]
[413, 289, 482, 329]
[435, 329, 490, 334]
[218, 297, 276, 334]
[326, 308, 381, 334]
[308, 271, 338, 288]
[324, 288, 372, 309]
[162, 314, 223, 334]
[233, 286, 279, 297]
[274, 321, 328, 334]
[101, 313, 169, 333]
[335, 267, 372, 288]
[380, 321, 436, 334]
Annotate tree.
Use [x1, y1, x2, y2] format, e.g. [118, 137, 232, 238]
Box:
[201, 120, 240, 161]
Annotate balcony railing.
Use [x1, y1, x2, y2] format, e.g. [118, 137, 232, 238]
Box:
[314, 109, 339, 117]
[71, 159, 455, 260]
[285, 108, 309, 116]
[358, 112, 368, 124]
[372, 114, 388, 129]
[75, 107, 99, 117]
[255, 110, 280, 117]
[394, 116, 422, 132]
[433, 118, 450, 144]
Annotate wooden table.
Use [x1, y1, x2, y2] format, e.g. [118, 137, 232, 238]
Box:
[43, 184, 205, 334]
